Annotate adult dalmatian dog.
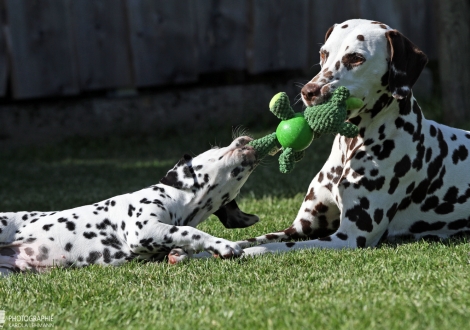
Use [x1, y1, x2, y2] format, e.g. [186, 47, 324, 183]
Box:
[235, 18, 470, 256]
[0, 136, 259, 275]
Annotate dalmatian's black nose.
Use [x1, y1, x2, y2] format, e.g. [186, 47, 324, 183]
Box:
[301, 82, 322, 102]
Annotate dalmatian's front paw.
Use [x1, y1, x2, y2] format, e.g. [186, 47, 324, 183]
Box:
[207, 239, 244, 259]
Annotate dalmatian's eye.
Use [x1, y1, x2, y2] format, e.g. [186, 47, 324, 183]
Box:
[349, 53, 365, 64]
[320, 50, 329, 65]
[341, 52, 366, 70]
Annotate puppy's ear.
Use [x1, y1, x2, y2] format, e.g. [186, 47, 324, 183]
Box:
[159, 154, 193, 189]
[176, 154, 193, 166]
[325, 24, 335, 42]
[213, 200, 259, 229]
[160, 170, 181, 188]
[385, 30, 428, 99]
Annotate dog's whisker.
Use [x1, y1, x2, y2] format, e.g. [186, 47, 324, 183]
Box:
[232, 125, 241, 140]
[308, 63, 322, 71]
[293, 99, 303, 107]
[257, 157, 276, 167]
[232, 125, 253, 140]
[293, 93, 304, 106]
[232, 125, 243, 139]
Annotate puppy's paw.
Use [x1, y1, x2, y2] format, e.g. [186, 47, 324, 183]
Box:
[207, 239, 244, 259]
[168, 248, 190, 264]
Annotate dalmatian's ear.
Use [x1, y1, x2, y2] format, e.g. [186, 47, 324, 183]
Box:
[159, 154, 193, 189]
[325, 24, 335, 42]
[385, 30, 428, 99]
[213, 200, 259, 229]
[176, 154, 193, 166]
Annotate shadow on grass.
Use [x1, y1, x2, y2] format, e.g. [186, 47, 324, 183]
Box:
[378, 234, 470, 249]
[0, 128, 335, 212]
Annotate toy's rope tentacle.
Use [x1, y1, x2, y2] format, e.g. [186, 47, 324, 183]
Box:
[247, 132, 278, 159]
[279, 148, 296, 173]
[331, 86, 350, 103]
[303, 107, 316, 129]
[345, 97, 363, 110]
[304, 106, 342, 135]
[303, 85, 361, 139]
[270, 92, 295, 121]
[338, 122, 359, 138]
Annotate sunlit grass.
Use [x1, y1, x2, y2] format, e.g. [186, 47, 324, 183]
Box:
[1, 128, 469, 330]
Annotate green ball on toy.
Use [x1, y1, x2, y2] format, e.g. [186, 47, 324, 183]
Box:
[276, 113, 314, 151]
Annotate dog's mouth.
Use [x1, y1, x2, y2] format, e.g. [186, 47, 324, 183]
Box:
[305, 95, 327, 107]
[224, 136, 257, 165]
[236, 145, 257, 168]
[301, 82, 334, 107]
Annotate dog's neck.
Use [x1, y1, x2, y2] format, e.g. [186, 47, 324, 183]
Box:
[149, 184, 211, 227]
[347, 90, 424, 141]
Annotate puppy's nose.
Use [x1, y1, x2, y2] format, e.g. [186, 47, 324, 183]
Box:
[301, 82, 321, 102]
[234, 136, 253, 147]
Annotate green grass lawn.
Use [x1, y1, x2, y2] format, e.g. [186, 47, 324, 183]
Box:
[0, 126, 469, 330]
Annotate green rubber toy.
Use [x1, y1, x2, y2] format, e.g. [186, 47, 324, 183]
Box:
[248, 86, 363, 173]
[276, 113, 314, 151]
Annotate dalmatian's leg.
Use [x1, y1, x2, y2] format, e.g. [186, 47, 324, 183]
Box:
[0, 246, 33, 275]
[242, 192, 392, 256]
[172, 190, 391, 260]
[237, 154, 342, 249]
[128, 222, 243, 259]
[0, 249, 16, 276]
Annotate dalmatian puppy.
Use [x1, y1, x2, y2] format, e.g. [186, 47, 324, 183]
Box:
[237, 18, 470, 256]
[0, 136, 259, 275]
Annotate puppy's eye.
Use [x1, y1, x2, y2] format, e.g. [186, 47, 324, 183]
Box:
[341, 52, 366, 70]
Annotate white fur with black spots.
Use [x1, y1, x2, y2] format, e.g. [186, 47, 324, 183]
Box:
[0, 136, 260, 275]
[236, 19, 470, 256]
